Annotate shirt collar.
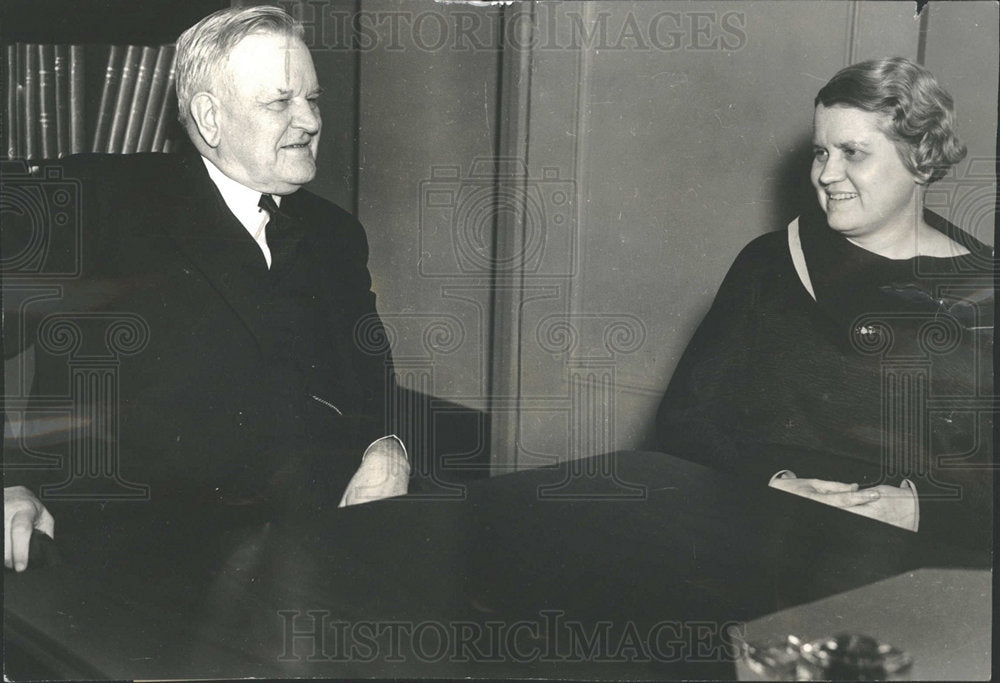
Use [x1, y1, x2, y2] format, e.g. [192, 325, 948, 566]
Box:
[200, 156, 281, 231]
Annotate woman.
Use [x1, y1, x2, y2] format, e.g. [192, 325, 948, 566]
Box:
[654, 57, 992, 546]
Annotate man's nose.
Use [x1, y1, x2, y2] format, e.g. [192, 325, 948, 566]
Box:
[291, 99, 321, 134]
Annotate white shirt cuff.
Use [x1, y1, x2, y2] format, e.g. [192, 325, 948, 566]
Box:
[900, 478, 920, 531]
[364, 434, 409, 465]
[769, 469, 796, 484]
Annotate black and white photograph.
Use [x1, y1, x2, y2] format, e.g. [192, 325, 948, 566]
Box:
[2, 0, 996, 679]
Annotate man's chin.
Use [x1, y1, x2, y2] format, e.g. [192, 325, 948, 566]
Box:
[273, 170, 317, 194]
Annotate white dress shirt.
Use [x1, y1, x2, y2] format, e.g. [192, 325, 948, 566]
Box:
[201, 156, 277, 269]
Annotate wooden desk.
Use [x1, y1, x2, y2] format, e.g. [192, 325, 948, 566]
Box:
[4, 452, 989, 679]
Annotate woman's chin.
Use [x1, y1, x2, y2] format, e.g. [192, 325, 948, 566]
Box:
[824, 211, 861, 233]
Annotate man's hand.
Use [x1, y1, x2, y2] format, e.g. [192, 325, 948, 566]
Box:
[769, 476, 918, 531]
[4, 486, 55, 572]
[339, 436, 410, 508]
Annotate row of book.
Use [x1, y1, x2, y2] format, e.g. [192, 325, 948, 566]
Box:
[5, 43, 178, 160]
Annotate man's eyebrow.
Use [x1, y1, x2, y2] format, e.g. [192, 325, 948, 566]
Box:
[261, 87, 323, 99]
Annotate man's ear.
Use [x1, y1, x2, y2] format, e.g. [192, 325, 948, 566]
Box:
[189, 92, 221, 148]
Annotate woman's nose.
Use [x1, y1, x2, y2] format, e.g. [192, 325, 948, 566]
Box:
[816, 155, 844, 185]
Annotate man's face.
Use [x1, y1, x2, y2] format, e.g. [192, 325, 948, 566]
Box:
[213, 32, 321, 195]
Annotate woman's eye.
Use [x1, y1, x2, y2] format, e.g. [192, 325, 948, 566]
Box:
[267, 99, 290, 111]
[813, 148, 828, 161]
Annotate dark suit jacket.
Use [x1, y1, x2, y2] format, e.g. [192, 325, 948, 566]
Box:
[3, 150, 395, 510]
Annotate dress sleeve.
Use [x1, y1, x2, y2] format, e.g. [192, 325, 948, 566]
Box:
[653, 236, 773, 472]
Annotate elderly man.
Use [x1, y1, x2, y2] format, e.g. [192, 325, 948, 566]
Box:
[4, 6, 408, 571]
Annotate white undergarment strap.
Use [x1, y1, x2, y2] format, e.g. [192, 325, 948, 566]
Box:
[787, 217, 816, 301]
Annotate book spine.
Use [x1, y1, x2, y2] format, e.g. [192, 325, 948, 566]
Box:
[6, 44, 15, 158]
[92, 45, 123, 152]
[69, 45, 85, 154]
[122, 45, 157, 154]
[107, 45, 140, 154]
[24, 44, 37, 160]
[37, 44, 55, 159]
[54, 44, 69, 157]
[151, 47, 177, 153]
[137, 44, 174, 153]
[15, 44, 26, 158]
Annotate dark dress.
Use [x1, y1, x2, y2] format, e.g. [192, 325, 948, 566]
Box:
[654, 207, 993, 547]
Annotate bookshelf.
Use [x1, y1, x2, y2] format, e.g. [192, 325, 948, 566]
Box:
[2, 0, 226, 160]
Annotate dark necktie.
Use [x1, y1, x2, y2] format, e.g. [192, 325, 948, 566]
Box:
[258, 193, 289, 271]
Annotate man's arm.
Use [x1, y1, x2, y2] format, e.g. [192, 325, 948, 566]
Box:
[336, 216, 411, 503]
[2, 157, 104, 569]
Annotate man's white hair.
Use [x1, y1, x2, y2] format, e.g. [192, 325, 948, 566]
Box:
[174, 5, 305, 128]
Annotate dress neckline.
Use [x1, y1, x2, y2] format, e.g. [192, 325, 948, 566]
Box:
[796, 207, 992, 343]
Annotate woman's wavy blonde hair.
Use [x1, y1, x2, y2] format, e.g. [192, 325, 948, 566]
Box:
[816, 57, 966, 183]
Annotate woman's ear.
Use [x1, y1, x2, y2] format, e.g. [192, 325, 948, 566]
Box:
[188, 92, 221, 148]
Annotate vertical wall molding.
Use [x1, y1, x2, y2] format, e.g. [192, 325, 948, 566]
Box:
[350, 0, 362, 216]
[916, 5, 929, 65]
[565, 2, 592, 344]
[487, 1, 536, 472]
[845, 0, 860, 66]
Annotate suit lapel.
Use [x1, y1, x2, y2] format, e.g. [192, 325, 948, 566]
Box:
[158, 152, 273, 345]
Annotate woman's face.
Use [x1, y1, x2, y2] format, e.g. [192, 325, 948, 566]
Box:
[810, 104, 924, 244]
